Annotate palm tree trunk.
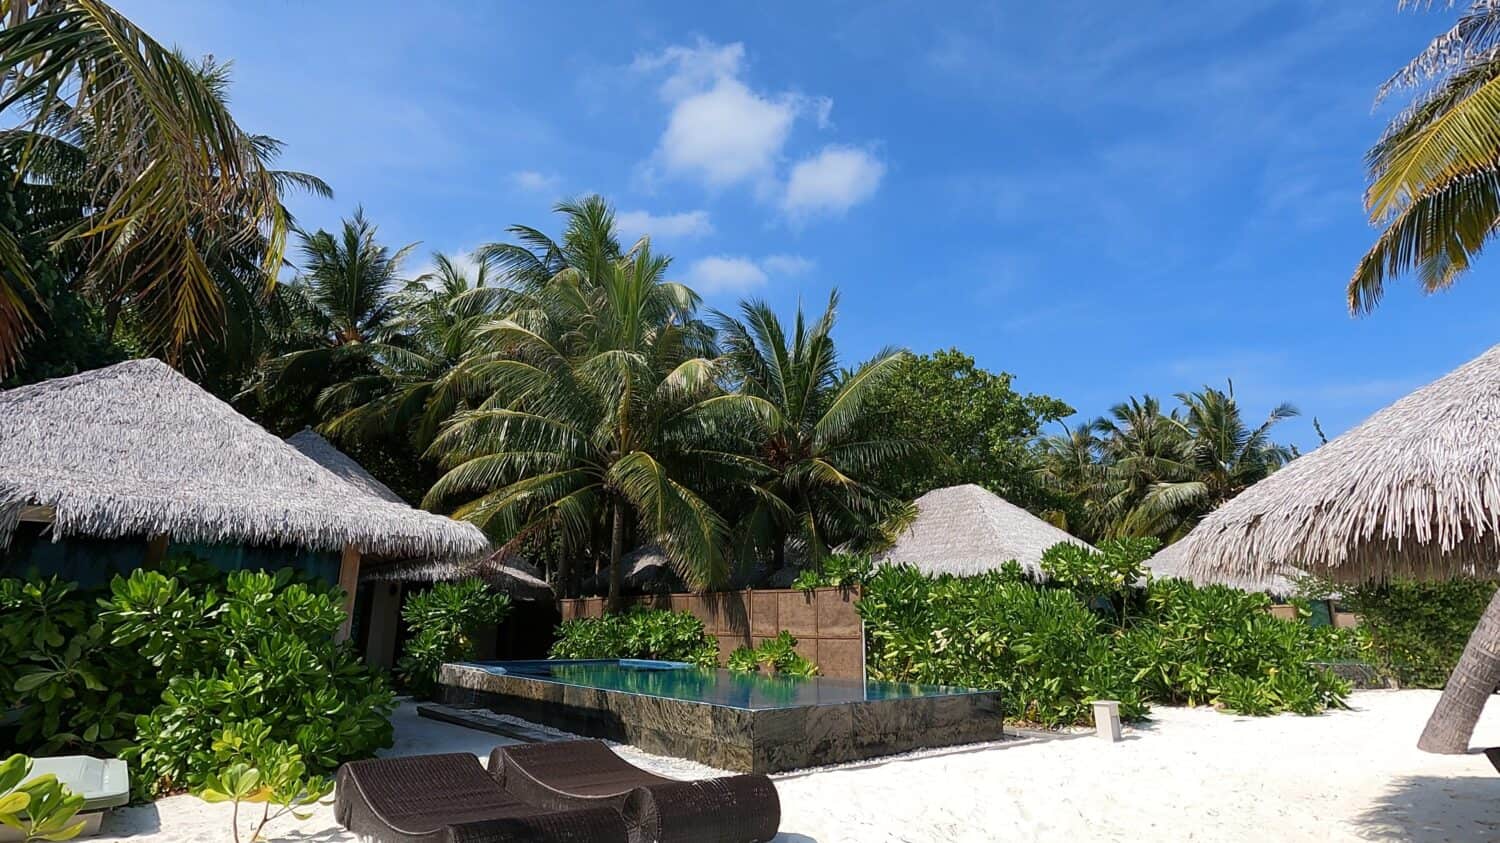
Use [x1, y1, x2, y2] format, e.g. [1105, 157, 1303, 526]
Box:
[1418, 586, 1500, 753]
[607, 501, 625, 613]
[557, 544, 572, 600]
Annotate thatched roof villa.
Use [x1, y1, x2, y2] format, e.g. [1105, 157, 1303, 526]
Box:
[1165, 343, 1500, 753]
[874, 483, 1094, 578]
[0, 359, 487, 642]
[1144, 539, 1300, 598]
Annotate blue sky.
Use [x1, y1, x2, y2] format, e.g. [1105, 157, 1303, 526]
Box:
[117, 1, 1498, 449]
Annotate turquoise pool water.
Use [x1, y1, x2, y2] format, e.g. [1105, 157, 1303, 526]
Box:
[462, 658, 992, 710]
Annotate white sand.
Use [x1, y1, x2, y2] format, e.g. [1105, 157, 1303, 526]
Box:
[95, 691, 1500, 842]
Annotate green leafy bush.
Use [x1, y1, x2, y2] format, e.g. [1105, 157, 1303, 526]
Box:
[0, 577, 145, 756]
[791, 554, 873, 592]
[858, 564, 1144, 728]
[197, 722, 333, 843]
[117, 568, 394, 796]
[549, 607, 720, 667]
[726, 631, 818, 677]
[1344, 578, 1497, 687]
[859, 545, 1356, 728]
[1041, 537, 1157, 626]
[0, 754, 87, 842]
[397, 580, 512, 699]
[1115, 579, 1351, 716]
[0, 561, 394, 801]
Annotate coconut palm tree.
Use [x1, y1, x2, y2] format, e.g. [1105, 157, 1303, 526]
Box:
[0, 0, 296, 373]
[1349, 1, 1500, 312]
[715, 292, 918, 570]
[424, 199, 761, 608]
[1033, 421, 1109, 539]
[1125, 386, 1297, 540]
[250, 210, 415, 398]
[317, 251, 517, 450]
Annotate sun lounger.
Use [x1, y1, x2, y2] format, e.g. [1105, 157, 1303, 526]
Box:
[334, 753, 627, 843]
[1485, 747, 1500, 774]
[487, 740, 779, 843]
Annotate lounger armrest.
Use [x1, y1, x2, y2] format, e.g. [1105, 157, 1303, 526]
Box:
[444, 807, 628, 843]
[623, 775, 780, 843]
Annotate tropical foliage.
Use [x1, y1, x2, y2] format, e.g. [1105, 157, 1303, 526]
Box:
[549, 607, 720, 667]
[1034, 385, 1297, 542]
[0, 561, 393, 800]
[1343, 578, 1497, 688]
[859, 541, 1358, 727]
[0, 2, 325, 376]
[1350, 1, 1500, 312]
[396, 579, 513, 699]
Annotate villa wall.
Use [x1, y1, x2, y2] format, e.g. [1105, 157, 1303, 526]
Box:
[557, 587, 866, 679]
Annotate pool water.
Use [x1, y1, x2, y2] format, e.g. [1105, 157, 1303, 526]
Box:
[461, 658, 992, 710]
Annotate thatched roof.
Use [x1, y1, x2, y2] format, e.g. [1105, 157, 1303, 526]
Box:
[582, 545, 688, 595]
[1180, 343, 1500, 585]
[1146, 539, 1300, 597]
[0, 359, 488, 562]
[363, 553, 554, 601]
[286, 429, 405, 505]
[873, 483, 1094, 577]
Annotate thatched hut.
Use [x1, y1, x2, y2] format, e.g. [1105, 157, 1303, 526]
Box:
[0, 360, 488, 644]
[873, 483, 1094, 578]
[1145, 539, 1300, 598]
[1173, 342, 1500, 753]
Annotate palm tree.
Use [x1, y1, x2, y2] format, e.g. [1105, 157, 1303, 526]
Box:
[1091, 395, 1181, 537]
[1034, 421, 1108, 539]
[318, 251, 516, 450]
[424, 198, 760, 608]
[250, 209, 415, 400]
[0, 1, 296, 373]
[715, 292, 918, 570]
[1125, 386, 1297, 540]
[1349, 1, 1500, 312]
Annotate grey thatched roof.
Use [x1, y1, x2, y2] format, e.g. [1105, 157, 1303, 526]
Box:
[0, 359, 488, 562]
[873, 483, 1094, 577]
[1146, 539, 1300, 597]
[286, 429, 405, 505]
[363, 554, 554, 601]
[582, 545, 688, 595]
[1180, 342, 1500, 585]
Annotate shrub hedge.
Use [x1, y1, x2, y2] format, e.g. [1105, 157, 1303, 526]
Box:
[859, 540, 1360, 727]
[0, 559, 394, 800]
[1343, 579, 1496, 688]
[549, 606, 720, 667]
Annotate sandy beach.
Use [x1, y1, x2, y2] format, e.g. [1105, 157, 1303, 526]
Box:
[91, 689, 1500, 843]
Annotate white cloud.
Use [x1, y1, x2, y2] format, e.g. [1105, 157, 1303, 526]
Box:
[761, 254, 815, 276]
[616, 209, 714, 241]
[636, 39, 809, 189]
[660, 78, 798, 187]
[783, 146, 885, 217]
[685, 256, 768, 294]
[511, 170, 560, 193]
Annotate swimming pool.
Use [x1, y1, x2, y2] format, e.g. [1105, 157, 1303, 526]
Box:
[438, 659, 1005, 773]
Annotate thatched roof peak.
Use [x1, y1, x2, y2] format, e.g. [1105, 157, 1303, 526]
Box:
[286, 429, 406, 505]
[1181, 342, 1500, 584]
[0, 359, 487, 561]
[874, 483, 1093, 577]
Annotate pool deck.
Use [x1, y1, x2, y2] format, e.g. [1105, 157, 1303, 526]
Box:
[437, 661, 1006, 772]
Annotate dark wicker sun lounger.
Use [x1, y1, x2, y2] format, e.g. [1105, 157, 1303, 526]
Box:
[335, 752, 628, 843]
[487, 740, 780, 843]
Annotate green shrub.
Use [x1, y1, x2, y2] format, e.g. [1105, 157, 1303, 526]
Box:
[196, 721, 333, 843]
[1115, 579, 1351, 715]
[397, 580, 512, 699]
[549, 608, 719, 667]
[1344, 579, 1496, 687]
[858, 564, 1144, 728]
[116, 568, 394, 797]
[859, 547, 1355, 728]
[726, 631, 818, 677]
[0, 561, 394, 801]
[791, 554, 873, 592]
[0, 576, 147, 756]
